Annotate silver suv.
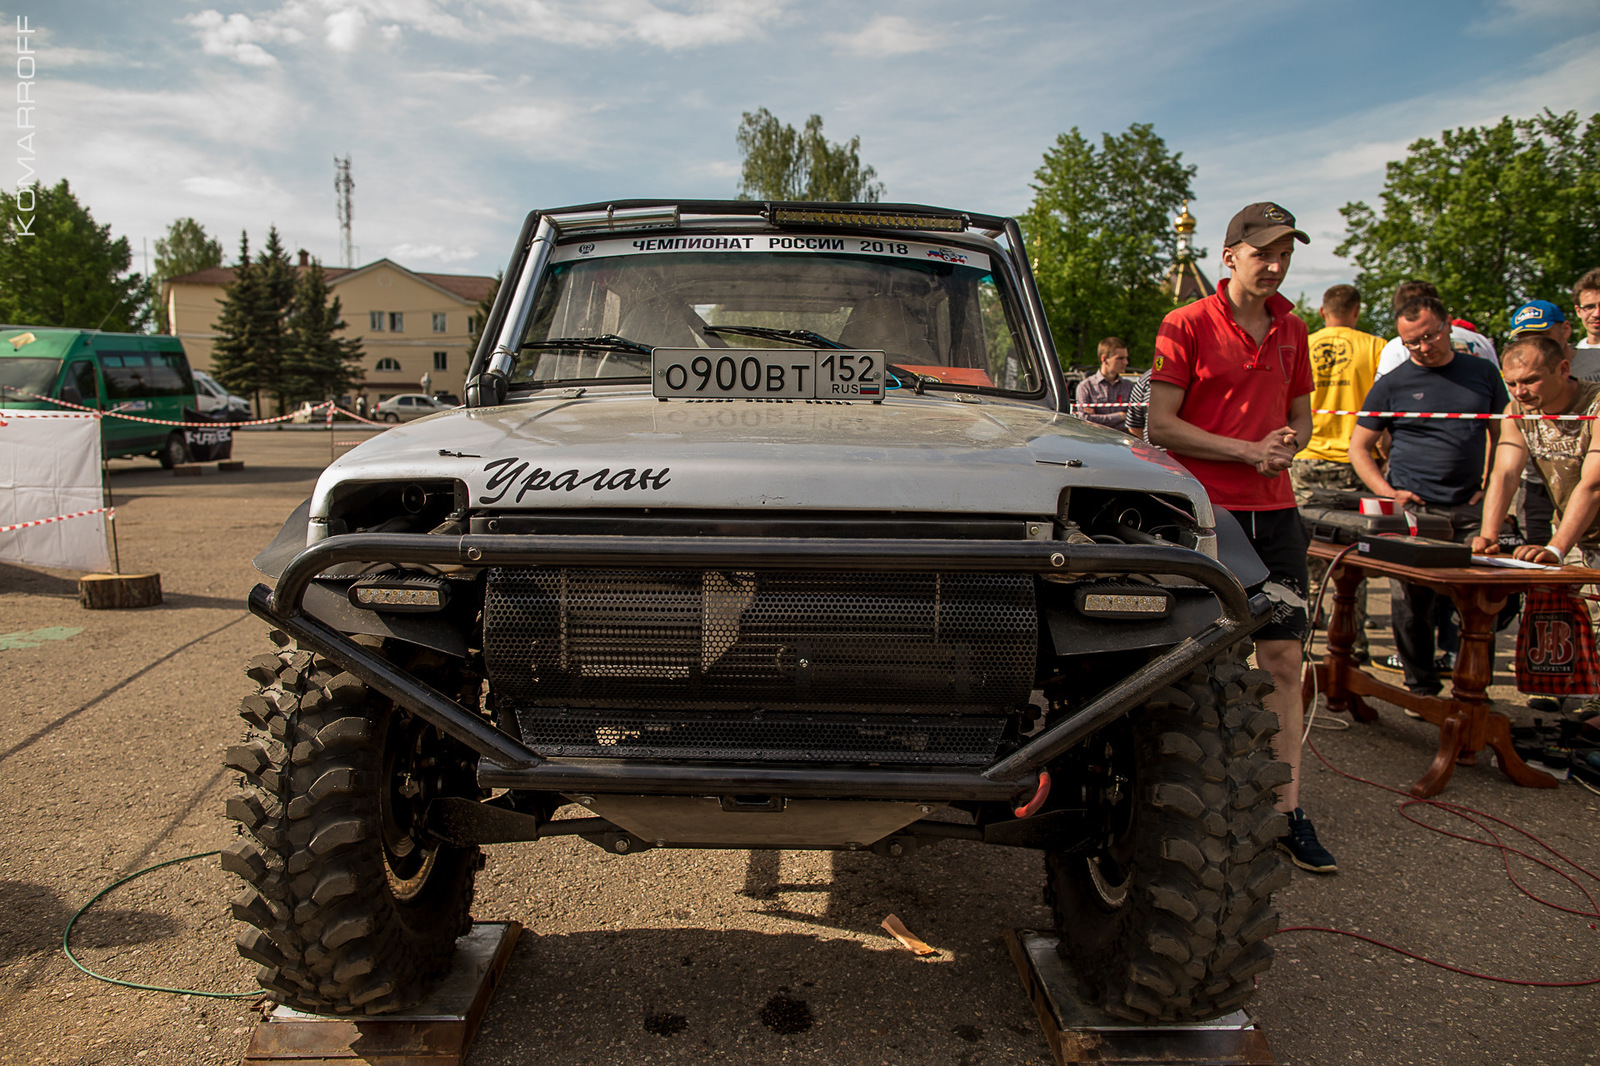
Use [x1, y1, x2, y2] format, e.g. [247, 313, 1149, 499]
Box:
[227, 200, 1286, 1023]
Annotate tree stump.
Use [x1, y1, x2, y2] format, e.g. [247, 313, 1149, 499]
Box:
[173, 464, 202, 477]
[218, 460, 245, 472]
[79, 573, 163, 610]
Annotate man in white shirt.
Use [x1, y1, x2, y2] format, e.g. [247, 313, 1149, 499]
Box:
[1373, 280, 1496, 379]
[1573, 267, 1600, 360]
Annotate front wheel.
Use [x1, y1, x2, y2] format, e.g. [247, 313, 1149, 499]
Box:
[223, 638, 480, 1014]
[1045, 643, 1290, 1023]
[158, 432, 188, 468]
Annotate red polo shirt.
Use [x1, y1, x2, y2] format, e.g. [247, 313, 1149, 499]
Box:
[1149, 280, 1312, 511]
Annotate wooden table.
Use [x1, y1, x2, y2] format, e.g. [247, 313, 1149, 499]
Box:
[1304, 539, 1600, 797]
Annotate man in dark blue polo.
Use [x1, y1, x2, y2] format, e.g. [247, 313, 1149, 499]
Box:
[1347, 295, 1509, 697]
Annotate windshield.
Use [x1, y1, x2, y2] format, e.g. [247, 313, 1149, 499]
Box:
[0, 357, 62, 399]
[511, 235, 1041, 395]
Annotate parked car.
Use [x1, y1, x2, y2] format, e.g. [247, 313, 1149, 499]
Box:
[375, 393, 449, 422]
[232, 198, 1284, 1023]
[0, 328, 200, 467]
[193, 370, 251, 420]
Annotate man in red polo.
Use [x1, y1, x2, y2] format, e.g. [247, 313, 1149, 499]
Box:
[1147, 202, 1334, 873]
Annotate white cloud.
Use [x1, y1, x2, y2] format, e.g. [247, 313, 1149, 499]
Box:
[182, 10, 305, 67]
[827, 15, 946, 56]
[324, 8, 368, 51]
[388, 242, 479, 263]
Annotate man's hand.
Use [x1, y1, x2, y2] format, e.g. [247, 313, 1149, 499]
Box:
[1513, 544, 1564, 564]
[1469, 535, 1500, 555]
[1249, 427, 1298, 477]
[1389, 488, 1424, 509]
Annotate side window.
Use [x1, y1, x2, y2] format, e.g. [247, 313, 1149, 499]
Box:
[370, 311, 385, 331]
[69, 361, 100, 404]
[100, 353, 145, 399]
[160, 352, 196, 394]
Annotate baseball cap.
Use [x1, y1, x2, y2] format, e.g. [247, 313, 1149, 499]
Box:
[1509, 300, 1566, 336]
[1224, 202, 1310, 248]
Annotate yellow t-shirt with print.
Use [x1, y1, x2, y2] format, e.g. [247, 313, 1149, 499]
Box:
[1297, 325, 1385, 463]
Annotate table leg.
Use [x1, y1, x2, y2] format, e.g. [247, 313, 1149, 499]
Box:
[1322, 562, 1376, 722]
[1432, 591, 1557, 792]
[1412, 712, 1466, 798]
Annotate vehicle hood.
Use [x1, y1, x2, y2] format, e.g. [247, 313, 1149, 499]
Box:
[310, 389, 1213, 524]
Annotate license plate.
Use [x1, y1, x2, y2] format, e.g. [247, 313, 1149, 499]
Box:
[652, 348, 884, 402]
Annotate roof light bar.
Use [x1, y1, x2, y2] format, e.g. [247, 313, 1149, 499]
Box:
[770, 207, 966, 232]
[548, 205, 680, 236]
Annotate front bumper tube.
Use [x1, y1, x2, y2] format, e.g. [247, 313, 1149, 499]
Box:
[250, 533, 1272, 800]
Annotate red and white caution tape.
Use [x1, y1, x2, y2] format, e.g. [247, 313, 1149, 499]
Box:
[1314, 409, 1600, 421]
[0, 506, 114, 534]
[6, 390, 334, 427]
[1075, 401, 1596, 421]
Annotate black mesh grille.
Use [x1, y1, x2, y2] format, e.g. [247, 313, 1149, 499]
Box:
[483, 567, 1036, 713]
[510, 709, 1007, 764]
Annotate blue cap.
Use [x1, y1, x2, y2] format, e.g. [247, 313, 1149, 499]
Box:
[1510, 300, 1567, 336]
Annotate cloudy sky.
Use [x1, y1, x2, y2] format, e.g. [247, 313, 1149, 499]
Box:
[13, 0, 1600, 300]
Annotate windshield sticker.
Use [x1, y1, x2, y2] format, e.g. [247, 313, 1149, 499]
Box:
[552, 235, 990, 271]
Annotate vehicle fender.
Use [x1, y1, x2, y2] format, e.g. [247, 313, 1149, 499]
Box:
[254, 496, 313, 579]
[1211, 506, 1270, 589]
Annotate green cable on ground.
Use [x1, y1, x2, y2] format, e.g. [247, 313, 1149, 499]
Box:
[62, 849, 259, 999]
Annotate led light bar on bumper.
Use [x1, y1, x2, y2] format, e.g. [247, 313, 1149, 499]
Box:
[348, 572, 451, 613]
[769, 207, 966, 232]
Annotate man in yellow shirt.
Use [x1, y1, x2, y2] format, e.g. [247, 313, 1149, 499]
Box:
[1291, 284, 1386, 661]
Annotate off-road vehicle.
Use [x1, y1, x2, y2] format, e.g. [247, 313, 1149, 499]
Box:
[228, 200, 1288, 1023]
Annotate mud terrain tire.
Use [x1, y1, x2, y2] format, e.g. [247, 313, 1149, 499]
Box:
[222, 637, 479, 1014]
[1045, 644, 1290, 1022]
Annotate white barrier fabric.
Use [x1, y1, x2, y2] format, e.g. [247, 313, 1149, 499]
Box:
[0, 411, 111, 572]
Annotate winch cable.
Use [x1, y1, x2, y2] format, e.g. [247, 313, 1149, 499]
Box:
[62, 850, 259, 999]
[1280, 546, 1600, 988]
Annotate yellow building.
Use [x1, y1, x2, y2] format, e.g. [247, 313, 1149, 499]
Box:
[163, 252, 496, 405]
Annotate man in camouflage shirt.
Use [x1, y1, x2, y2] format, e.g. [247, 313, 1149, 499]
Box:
[1474, 333, 1600, 568]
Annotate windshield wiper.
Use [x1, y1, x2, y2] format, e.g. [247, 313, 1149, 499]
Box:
[701, 325, 845, 349]
[521, 334, 653, 355]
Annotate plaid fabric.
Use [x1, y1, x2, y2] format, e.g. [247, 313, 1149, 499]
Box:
[1515, 586, 1600, 694]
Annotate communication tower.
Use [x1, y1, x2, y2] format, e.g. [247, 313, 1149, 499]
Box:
[335, 156, 355, 268]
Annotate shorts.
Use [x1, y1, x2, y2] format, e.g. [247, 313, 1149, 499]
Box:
[1223, 506, 1309, 643]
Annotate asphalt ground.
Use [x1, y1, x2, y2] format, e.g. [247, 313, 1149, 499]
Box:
[0, 430, 1596, 1066]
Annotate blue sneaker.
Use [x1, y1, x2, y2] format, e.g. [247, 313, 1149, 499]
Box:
[1278, 808, 1337, 874]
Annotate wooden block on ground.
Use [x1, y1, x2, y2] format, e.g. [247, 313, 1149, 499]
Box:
[1005, 930, 1274, 1066]
[79, 573, 163, 610]
[173, 464, 202, 477]
[244, 922, 521, 1065]
[218, 460, 245, 471]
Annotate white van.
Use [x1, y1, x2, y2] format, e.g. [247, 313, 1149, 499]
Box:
[193, 370, 250, 419]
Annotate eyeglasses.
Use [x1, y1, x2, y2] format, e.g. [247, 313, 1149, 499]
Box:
[1579, 301, 1600, 315]
[1401, 325, 1448, 352]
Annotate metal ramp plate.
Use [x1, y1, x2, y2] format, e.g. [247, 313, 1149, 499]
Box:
[1006, 930, 1275, 1065]
[243, 921, 521, 1065]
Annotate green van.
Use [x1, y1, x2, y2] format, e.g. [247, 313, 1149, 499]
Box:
[1, 328, 201, 467]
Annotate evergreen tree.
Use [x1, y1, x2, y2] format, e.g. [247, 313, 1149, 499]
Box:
[283, 258, 363, 404]
[151, 217, 223, 333]
[0, 178, 149, 331]
[210, 232, 265, 414]
[256, 226, 297, 415]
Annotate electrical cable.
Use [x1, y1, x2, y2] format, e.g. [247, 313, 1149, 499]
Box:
[1274, 739, 1600, 987]
[62, 850, 259, 999]
[1282, 542, 1600, 986]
